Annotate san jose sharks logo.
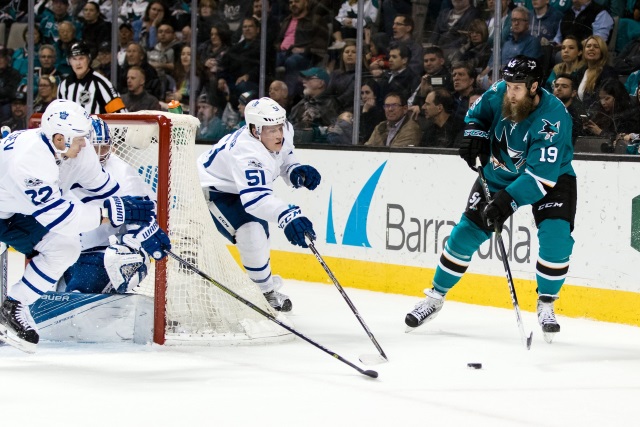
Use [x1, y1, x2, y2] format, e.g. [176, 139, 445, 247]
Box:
[538, 119, 560, 141]
[491, 124, 525, 173]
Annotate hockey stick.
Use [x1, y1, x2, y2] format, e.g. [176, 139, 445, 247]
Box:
[0, 242, 7, 306]
[305, 234, 388, 365]
[476, 164, 533, 350]
[164, 249, 378, 378]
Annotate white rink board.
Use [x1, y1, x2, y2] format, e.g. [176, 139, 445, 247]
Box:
[194, 145, 640, 293]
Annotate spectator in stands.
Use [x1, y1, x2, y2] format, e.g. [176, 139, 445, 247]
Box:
[168, 44, 202, 115]
[119, 42, 162, 100]
[11, 26, 42, 78]
[133, 0, 172, 51]
[553, 0, 614, 44]
[199, 24, 232, 96]
[552, 73, 587, 144]
[613, 36, 640, 75]
[80, 1, 111, 58]
[420, 88, 463, 148]
[365, 32, 390, 74]
[378, 0, 412, 38]
[624, 69, 640, 96]
[1, 90, 27, 131]
[365, 91, 421, 147]
[19, 44, 61, 92]
[575, 35, 618, 108]
[52, 20, 77, 77]
[269, 79, 290, 110]
[148, 23, 179, 85]
[93, 41, 113, 79]
[584, 78, 640, 137]
[0, 47, 21, 123]
[275, 0, 329, 100]
[33, 74, 58, 113]
[38, 0, 74, 44]
[122, 66, 161, 112]
[478, 7, 542, 89]
[451, 61, 477, 124]
[485, 0, 510, 44]
[250, 0, 279, 60]
[408, 46, 454, 120]
[389, 14, 423, 76]
[448, 19, 491, 73]
[119, 0, 147, 24]
[328, 0, 378, 50]
[359, 79, 385, 144]
[117, 23, 134, 67]
[196, 92, 227, 141]
[289, 66, 340, 143]
[429, 0, 482, 59]
[327, 111, 354, 145]
[217, 0, 251, 33]
[531, 0, 564, 44]
[326, 39, 357, 111]
[545, 35, 584, 90]
[218, 17, 262, 97]
[376, 43, 420, 102]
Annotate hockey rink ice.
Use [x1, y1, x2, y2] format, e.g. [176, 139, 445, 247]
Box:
[1, 251, 640, 427]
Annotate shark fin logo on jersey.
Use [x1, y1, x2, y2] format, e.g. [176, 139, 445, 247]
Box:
[491, 126, 525, 173]
[247, 160, 262, 168]
[24, 177, 44, 187]
[59, 111, 69, 120]
[538, 119, 560, 141]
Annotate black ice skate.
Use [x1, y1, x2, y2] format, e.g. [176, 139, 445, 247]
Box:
[537, 294, 560, 343]
[263, 290, 292, 312]
[405, 288, 445, 332]
[0, 298, 39, 353]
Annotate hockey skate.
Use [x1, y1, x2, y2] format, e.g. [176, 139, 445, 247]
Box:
[405, 288, 445, 332]
[537, 294, 560, 343]
[263, 275, 292, 312]
[0, 298, 39, 353]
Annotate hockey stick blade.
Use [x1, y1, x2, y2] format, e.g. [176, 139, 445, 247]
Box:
[359, 353, 389, 366]
[164, 249, 378, 379]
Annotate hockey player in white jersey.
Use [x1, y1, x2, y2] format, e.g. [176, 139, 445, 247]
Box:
[62, 116, 165, 294]
[198, 97, 321, 312]
[0, 100, 168, 352]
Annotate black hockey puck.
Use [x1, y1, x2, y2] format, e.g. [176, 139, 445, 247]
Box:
[467, 363, 482, 369]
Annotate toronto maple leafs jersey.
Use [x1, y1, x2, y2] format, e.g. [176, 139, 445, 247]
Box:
[466, 80, 575, 206]
[0, 128, 119, 235]
[197, 123, 301, 223]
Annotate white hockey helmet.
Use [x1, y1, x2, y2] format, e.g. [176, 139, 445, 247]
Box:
[40, 99, 92, 154]
[90, 116, 111, 165]
[244, 97, 286, 138]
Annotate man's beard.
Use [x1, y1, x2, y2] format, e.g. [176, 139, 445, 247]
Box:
[502, 93, 535, 122]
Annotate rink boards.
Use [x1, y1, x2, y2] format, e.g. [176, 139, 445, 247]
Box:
[195, 146, 640, 327]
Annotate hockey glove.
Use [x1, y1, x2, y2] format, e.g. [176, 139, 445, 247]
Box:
[290, 165, 321, 190]
[104, 237, 150, 294]
[122, 220, 171, 260]
[278, 205, 315, 248]
[459, 123, 490, 171]
[104, 195, 156, 227]
[482, 190, 518, 232]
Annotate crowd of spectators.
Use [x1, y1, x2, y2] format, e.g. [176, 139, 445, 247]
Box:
[1, 0, 640, 152]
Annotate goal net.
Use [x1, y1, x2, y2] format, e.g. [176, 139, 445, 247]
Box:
[99, 112, 293, 345]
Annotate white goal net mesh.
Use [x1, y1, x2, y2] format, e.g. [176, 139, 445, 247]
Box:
[104, 112, 292, 345]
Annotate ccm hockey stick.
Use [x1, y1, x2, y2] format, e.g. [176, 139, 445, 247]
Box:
[164, 249, 378, 378]
[0, 242, 7, 306]
[305, 234, 388, 365]
[476, 163, 533, 350]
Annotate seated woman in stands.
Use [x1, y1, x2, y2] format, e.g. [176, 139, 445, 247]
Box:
[575, 36, 617, 109]
[545, 35, 584, 91]
[584, 78, 640, 138]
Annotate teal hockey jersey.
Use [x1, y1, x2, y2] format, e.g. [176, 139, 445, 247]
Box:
[465, 80, 575, 207]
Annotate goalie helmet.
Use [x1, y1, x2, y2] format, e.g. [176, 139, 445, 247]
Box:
[502, 55, 543, 91]
[104, 242, 149, 294]
[90, 116, 111, 165]
[40, 99, 92, 154]
[244, 97, 286, 138]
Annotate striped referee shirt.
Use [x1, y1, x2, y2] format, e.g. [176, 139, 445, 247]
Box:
[58, 69, 127, 114]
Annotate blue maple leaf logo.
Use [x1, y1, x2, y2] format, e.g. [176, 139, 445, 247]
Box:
[538, 119, 559, 141]
[59, 111, 69, 120]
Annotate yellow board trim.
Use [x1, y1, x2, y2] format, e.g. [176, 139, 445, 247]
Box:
[227, 247, 640, 327]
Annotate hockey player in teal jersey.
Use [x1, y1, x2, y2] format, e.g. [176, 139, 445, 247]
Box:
[405, 56, 576, 342]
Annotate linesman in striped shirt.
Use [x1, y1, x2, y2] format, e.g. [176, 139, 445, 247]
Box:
[58, 42, 127, 114]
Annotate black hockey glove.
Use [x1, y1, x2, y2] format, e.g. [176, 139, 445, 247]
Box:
[482, 190, 518, 232]
[278, 205, 315, 248]
[104, 196, 156, 227]
[459, 123, 490, 171]
[290, 165, 321, 190]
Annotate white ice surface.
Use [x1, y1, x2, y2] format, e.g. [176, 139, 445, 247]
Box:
[2, 252, 640, 427]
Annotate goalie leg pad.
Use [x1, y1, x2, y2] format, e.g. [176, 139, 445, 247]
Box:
[104, 244, 149, 294]
[236, 222, 274, 293]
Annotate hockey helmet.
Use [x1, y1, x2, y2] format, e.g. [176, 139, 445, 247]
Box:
[244, 97, 286, 138]
[40, 99, 92, 154]
[502, 55, 542, 90]
[90, 116, 111, 165]
[68, 41, 91, 59]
